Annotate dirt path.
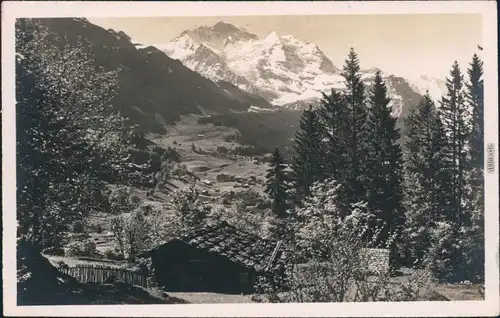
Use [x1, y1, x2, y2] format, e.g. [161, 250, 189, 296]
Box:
[167, 292, 254, 304]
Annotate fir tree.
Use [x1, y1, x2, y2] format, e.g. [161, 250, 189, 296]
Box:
[340, 48, 368, 206]
[465, 54, 484, 222]
[364, 71, 404, 246]
[291, 106, 325, 198]
[317, 89, 349, 181]
[422, 61, 479, 282]
[402, 93, 448, 266]
[439, 61, 470, 227]
[464, 53, 485, 282]
[265, 147, 289, 218]
[466, 54, 484, 172]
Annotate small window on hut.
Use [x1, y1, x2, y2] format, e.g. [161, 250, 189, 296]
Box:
[240, 272, 249, 285]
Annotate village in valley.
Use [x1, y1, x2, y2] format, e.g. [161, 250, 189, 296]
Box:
[14, 14, 487, 305]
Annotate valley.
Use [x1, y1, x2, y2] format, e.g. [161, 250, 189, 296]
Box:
[150, 115, 271, 195]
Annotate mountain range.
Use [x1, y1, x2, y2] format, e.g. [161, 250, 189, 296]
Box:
[32, 18, 275, 133]
[31, 18, 447, 149]
[155, 21, 446, 118]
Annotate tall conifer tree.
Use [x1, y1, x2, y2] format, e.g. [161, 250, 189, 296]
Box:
[340, 48, 368, 206]
[423, 62, 472, 282]
[364, 71, 404, 245]
[317, 89, 349, 180]
[291, 106, 325, 199]
[467, 54, 484, 170]
[402, 93, 448, 265]
[265, 147, 289, 218]
[439, 61, 470, 226]
[464, 53, 485, 282]
[465, 54, 484, 220]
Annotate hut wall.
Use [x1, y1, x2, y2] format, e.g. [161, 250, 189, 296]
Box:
[151, 241, 257, 293]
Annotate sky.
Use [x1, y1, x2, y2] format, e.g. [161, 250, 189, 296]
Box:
[88, 14, 482, 80]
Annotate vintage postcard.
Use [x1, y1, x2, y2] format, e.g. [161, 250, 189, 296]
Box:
[2, 1, 499, 317]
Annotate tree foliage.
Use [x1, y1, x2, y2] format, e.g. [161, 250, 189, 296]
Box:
[317, 89, 349, 180]
[265, 148, 290, 219]
[255, 179, 432, 303]
[466, 54, 484, 174]
[401, 55, 485, 283]
[463, 54, 485, 282]
[340, 48, 369, 206]
[439, 61, 470, 226]
[402, 93, 449, 266]
[364, 71, 405, 247]
[16, 19, 133, 248]
[109, 202, 178, 260]
[171, 184, 211, 231]
[291, 106, 325, 199]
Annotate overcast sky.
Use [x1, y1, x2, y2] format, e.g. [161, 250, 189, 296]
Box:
[88, 14, 482, 79]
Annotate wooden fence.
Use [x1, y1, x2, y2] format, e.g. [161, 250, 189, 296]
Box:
[60, 264, 148, 288]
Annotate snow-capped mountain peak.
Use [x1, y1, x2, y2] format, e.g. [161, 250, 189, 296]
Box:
[407, 75, 447, 102]
[159, 23, 344, 104]
[263, 31, 281, 44]
[159, 22, 446, 115]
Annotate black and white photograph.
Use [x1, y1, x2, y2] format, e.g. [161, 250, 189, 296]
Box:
[2, 1, 499, 317]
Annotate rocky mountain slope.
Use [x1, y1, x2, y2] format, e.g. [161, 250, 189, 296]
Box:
[158, 22, 446, 118]
[34, 18, 274, 133]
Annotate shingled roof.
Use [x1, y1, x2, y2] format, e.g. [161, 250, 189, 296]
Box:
[149, 221, 289, 273]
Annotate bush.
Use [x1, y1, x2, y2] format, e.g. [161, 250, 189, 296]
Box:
[216, 146, 230, 155]
[43, 247, 65, 256]
[104, 248, 124, 261]
[56, 260, 69, 271]
[223, 133, 240, 142]
[164, 146, 181, 162]
[67, 239, 97, 257]
[235, 189, 262, 206]
[70, 232, 90, 241]
[135, 257, 153, 276]
[87, 222, 104, 234]
[426, 221, 483, 284]
[152, 145, 166, 157]
[106, 185, 141, 216]
[233, 145, 267, 157]
[95, 223, 103, 234]
[109, 210, 156, 260]
[256, 199, 272, 209]
[72, 221, 85, 233]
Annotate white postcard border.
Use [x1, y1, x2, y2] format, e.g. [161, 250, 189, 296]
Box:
[2, 1, 498, 317]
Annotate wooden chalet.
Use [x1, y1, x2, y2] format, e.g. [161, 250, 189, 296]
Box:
[142, 221, 289, 294]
